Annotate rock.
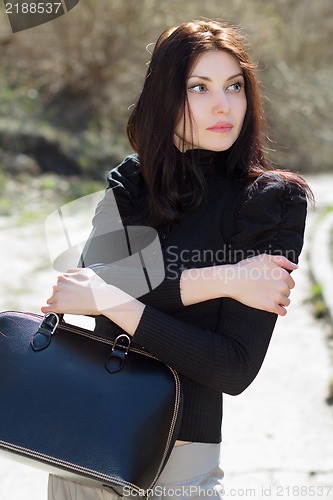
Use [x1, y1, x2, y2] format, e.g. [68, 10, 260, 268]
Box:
[0, 127, 81, 176]
[9, 153, 41, 176]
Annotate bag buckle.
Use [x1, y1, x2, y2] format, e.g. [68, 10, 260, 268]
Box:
[105, 334, 131, 374]
[31, 313, 60, 351]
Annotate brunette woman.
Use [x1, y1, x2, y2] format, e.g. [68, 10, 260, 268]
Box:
[43, 19, 311, 500]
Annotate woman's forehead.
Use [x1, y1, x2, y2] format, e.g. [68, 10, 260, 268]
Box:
[188, 51, 241, 78]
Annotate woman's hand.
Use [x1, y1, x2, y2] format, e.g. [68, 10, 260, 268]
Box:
[224, 254, 297, 316]
[180, 254, 298, 316]
[41, 268, 145, 335]
[41, 268, 110, 316]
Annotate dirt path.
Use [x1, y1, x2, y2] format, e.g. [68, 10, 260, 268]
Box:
[0, 175, 332, 500]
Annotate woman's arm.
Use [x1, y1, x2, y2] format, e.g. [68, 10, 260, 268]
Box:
[41, 251, 295, 335]
[179, 253, 297, 316]
[79, 158, 301, 315]
[41, 268, 277, 395]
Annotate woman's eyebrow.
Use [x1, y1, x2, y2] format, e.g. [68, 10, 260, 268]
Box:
[188, 72, 244, 81]
[188, 75, 212, 81]
[226, 72, 244, 82]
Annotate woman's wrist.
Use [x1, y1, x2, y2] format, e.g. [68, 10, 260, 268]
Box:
[100, 284, 145, 336]
[180, 264, 235, 306]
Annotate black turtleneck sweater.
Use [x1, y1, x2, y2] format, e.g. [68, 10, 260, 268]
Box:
[82, 150, 307, 443]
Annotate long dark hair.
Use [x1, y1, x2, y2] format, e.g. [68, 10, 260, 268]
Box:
[127, 20, 312, 228]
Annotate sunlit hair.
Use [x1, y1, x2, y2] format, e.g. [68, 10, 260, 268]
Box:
[127, 20, 312, 228]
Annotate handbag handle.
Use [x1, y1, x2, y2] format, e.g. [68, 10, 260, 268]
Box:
[31, 312, 60, 351]
[31, 313, 131, 374]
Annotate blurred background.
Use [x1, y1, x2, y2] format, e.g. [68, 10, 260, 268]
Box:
[0, 1, 333, 499]
[0, 0, 332, 197]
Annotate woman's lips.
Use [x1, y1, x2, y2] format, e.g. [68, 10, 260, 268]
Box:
[207, 122, 234, 132]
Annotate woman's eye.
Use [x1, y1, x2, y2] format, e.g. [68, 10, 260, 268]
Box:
[189, 84, 207, 93]
[226, 82, 243, 92]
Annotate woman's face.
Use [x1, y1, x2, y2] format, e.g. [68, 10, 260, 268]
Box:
[174, 50, 247, 152]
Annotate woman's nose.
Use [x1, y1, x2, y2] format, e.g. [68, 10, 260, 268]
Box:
[213, 90, 231, 114]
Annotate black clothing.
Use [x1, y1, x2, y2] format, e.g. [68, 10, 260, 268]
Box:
[82, 151, 307, 443]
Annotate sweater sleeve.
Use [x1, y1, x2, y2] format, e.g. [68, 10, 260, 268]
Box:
[81, 155, 184, 309]
[133, 173, 308, 395]
[80, 155, 140, 267]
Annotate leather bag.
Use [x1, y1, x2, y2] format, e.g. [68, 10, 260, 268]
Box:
[0, 311, 183, 496]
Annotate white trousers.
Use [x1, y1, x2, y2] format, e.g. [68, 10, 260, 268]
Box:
[48, 443, 224, 500]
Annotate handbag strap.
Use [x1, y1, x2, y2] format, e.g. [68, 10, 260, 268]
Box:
[31, 313, 131, 374]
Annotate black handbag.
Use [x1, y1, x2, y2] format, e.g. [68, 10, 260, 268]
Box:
[0, 311, 182, 496]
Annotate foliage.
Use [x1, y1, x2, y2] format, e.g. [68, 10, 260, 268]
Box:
[327, 376, 333, 406]
[308, 281, 329, 320]
[0, 0, 332, 174]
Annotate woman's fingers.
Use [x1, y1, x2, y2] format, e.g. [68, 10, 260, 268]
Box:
[275, 304, 288, 316]
[269, 254, 298, 271]
[41, 267, 105, 317]
[232, 253, 300, 315]
[275, 267, 295, 290]
[286, 274, 295, 289]
[265, 255, 297, 291]
[279, 294, 291, 307]
[280, 281, 292, 297]
[57, 268, 97, 283]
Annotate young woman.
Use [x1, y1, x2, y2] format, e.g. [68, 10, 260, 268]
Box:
[42, 19, 311, 500]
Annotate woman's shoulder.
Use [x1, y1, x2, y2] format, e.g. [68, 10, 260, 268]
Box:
[244, 169, 308, 204]
[232, 169, 308, 232]
[229, 169, 309, 261]
[106, 154, 141, 195]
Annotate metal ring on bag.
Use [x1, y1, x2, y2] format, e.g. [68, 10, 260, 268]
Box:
[112, 333, 131, 354]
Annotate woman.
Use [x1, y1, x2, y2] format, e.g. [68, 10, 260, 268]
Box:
[42, 19, 311, 500]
